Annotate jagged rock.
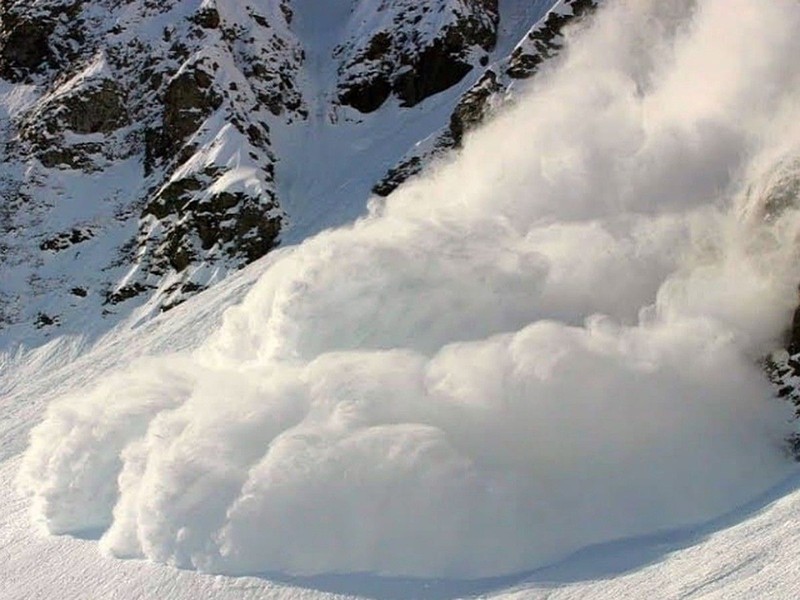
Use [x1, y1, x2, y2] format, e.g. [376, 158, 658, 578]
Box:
[393, 39, 475, 108]
[335, 31, 394, 113]
[374, 0, 599, 196]
[0, 0, 88, 82]
[144, 173, 209, 220]
[62, 79, 129, 135]
[159, 280, 206, 312]
[39, 228, 94, 252]
[448, 69, 502, 145]
[37, 144, 102, 169]
[17, 73, 131, 170]
[0, 10, 55, 80]
[336, 0, 499, 113]
[0, 0, 589, 339]
[507, 0, 597, 79]
[374, 66, 502, 196]
[373, 156, 424, 197]
[765, 349, 800, 417]
[193, 5, 221, 30]
[141, 166, 282, 286]
[33, 312, 58, 328]
[104, 282, 151, 305]
[159, 65, 222, 157]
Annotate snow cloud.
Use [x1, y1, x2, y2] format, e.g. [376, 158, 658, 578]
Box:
[18, 0, 800, 579]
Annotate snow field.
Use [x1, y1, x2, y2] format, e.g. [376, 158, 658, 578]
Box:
[17, 0, 800, 581]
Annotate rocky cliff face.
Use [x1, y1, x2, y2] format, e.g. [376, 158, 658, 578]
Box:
[335, 0, 499, 112]
[373, 0, 600, 196]
[0, 0, 302, 333]
[0, 0, 598, 344]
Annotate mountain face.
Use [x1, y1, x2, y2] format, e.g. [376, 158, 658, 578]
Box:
[7, 0, 800, 593]
[0, 0, 597, 346]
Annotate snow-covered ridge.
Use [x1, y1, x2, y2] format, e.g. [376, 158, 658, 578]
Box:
[0, 0, 580, 350]
[333, 0, 499, 112]
[372, 0, 600, 195]
[16, 0, 800, 583]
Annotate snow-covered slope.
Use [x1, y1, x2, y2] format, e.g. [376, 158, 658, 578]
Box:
[3, 306, 800, 599]
[5, 0, 800, 597]
[5, 452, 800, 599]
[0, 0, 299, 345]
[0, 0, 582, 349]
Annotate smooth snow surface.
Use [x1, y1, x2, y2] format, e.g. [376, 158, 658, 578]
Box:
[8, 0, 800, 593]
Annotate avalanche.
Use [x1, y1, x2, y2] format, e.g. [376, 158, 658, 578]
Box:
[3, 1, 800, 600]
[13, 0, 800, 585]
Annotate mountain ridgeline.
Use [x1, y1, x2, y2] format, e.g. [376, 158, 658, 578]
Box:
[0, 0, 597, 343]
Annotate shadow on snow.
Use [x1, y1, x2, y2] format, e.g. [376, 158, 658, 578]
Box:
[246, 469, 800, 600]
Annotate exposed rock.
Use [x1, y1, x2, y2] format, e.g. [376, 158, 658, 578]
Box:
[18, 73, 131, 170]
[104, 282, 151, 305]
[193, 5, 221, 30]
[374, 0, 599, 195]
[140, 166, 282, 294]
[39, 228, 94, 252]
[0, 10, 55, 80]
[62, 79, 129, 135]
[0, 0, 89, 82]
[765, 348, 800, 417]
[159, 65, 222, 158]
[0, 0, 596, 340]
[392, 39, 474, 108]
[339, 75, 392, 114]
[336, 0, 499, 113]
[37, 144, 104, 170]
[507, 0, 597, 79]
[448, 69, 502, 146]
[159, 280, 206, 312]
[33, 312, 58, 328]
[374, 65, 502, 196]
[373, 156, 424, 197]
[144, 173, 208, 221]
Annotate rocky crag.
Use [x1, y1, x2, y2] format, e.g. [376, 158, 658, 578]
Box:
[0, 0, 620, 344]
[0, 0, 602, 343]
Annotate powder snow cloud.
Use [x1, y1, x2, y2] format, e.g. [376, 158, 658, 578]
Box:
[18, 0, 800, 579]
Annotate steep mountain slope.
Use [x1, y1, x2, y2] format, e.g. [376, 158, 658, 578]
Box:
[0, 0, 592, 349]
[0, 0, 300, 342]
[2, 276, 800, 599]
[4, 0, 800, 597]
[10, 0, 800, 581]
[374, 0, 598, 195]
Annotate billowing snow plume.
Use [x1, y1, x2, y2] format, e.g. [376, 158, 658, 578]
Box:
[18, 0, 800, 579]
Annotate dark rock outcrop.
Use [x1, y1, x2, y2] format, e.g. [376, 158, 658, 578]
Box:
[139, 166, 282, 310]
[507, 0, 597, 79]
[17, 75, 131, 169]
[39, 228, 94, 252]
[392, 40, 475, 108]
[448, 69, 502, 146]
[373, 0, 599, 196]
[336, 0, 499, 113]
[158, 65, 222, 158]
[63, 79, 129, 135]
[0, 9, 55, 80]
[373, 156, 424, 197]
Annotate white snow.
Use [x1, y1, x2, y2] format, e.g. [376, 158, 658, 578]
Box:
[272, 0, 556, 243]
[4, 0, 800, 597]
